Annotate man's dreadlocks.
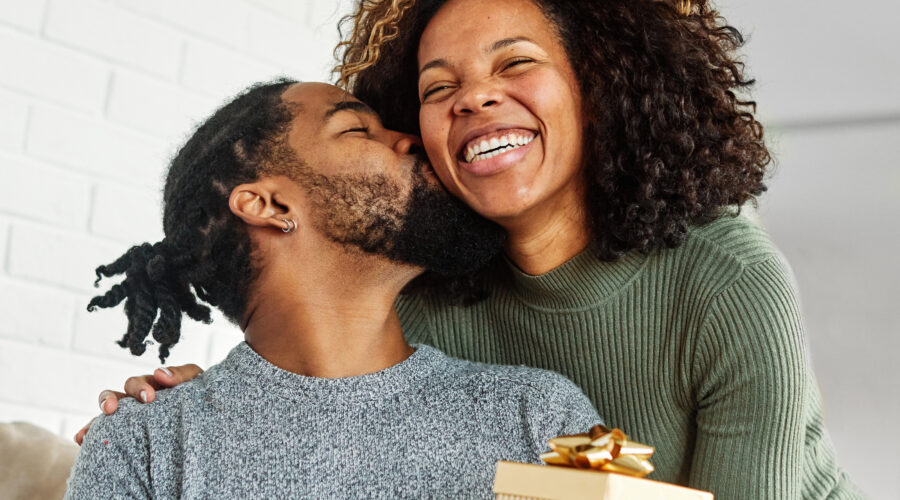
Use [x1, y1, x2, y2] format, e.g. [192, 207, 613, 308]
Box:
[88, 79, 298, 363]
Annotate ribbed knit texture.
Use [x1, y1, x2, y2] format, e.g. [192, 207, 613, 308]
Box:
[399, 215, 865, 499]
[65, 343, 602, 499]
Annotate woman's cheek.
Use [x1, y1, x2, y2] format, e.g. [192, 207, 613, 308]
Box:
[419, 107, 446, 154]
[419, 108, 460, 189]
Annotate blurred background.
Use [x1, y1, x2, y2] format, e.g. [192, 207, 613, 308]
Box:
[0, 0, 896, 497]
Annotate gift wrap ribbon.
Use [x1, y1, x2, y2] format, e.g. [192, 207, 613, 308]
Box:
[540, 424, 655, 478]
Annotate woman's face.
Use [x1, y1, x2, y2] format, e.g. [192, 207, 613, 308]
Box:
[417, 0, 584, 224]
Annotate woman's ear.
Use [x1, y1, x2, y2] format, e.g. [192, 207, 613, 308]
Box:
[229, 179, 296, 233]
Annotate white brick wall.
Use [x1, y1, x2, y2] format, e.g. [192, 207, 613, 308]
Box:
[181, 38, 281, 97]
[0, 277, 77, 348]
[7, 222, 124, 293]
[0, 154, 92, 229]
[89, 181, 163, 243]
[0, 0, 47, 33]
[0, 1, 895, 498]
[0, 215, 10, 269]
[26, 103, 170, 185]
[0, 0, 349, 442]
[0, 89, 28, 152]
[117, 0, 252, 49]
[106, 69, 218, 141]
[44, 0, 185, 80]
[0, 27, 109, 112]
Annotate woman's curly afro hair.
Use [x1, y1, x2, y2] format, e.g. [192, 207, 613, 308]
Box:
[337, 0, 770, 260]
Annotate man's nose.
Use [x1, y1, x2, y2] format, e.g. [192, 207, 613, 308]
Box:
[391, 132, 424, 156]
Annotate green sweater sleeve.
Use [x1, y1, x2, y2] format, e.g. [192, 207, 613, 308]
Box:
[690, 255, 808, 498]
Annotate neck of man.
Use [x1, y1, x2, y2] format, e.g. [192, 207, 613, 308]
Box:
[242, 238, 419, 378]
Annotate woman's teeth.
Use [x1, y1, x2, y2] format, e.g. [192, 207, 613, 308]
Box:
[464, 133, 534, 163]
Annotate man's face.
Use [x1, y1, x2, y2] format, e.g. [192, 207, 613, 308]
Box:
[280, 82, 504, 275]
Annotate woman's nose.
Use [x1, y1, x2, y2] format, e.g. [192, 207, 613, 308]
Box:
[392, 133, 424, 155]
[452, 82, 503, 115]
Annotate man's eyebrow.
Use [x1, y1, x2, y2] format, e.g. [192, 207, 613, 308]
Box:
[419, 37, 538, 76]
[323, 100, 377, 122]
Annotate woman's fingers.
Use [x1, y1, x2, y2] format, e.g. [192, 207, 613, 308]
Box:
[118, 364, 204, 404]
[92, 364, 205, 417]
[76, 390, 126, 445]
[152, 364, 204, 387]
[98, 390, 127, 414]
[73, 416, 99, 446]
[77, 365, 204, 446]
[78, 364, 202, 446]
[123, 375, 163, 404]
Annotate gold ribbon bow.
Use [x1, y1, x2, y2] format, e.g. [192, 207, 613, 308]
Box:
[540, 425, 655, 478]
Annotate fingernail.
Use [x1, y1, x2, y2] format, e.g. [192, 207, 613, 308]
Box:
[99, 398, 107, 412]
[140, 390, 148, 403]
[159, 367, 173, 377]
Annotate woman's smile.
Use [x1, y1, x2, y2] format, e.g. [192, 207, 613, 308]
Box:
[458, 127, 537, 176]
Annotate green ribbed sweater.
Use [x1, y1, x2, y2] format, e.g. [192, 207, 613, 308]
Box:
[398, 215, 864, 499]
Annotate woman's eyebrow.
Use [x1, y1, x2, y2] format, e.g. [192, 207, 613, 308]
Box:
[419, 37, 538, 76]
[419, 58, 449, 77]
[487, 36, 537, 53]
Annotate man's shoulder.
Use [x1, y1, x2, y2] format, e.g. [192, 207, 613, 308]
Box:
[437, 353, 582, 399]
[100, 365, 222, 430]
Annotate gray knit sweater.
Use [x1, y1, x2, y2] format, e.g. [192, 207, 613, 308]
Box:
[65, 343, 603, 499]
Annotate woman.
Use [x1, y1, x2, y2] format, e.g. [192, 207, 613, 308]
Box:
[88, 0, 861, 497]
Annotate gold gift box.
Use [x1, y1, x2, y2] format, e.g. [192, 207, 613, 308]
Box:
[493, 461, 714, 500]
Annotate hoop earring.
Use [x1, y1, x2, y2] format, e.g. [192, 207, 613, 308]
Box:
[281, 218, 297, 233]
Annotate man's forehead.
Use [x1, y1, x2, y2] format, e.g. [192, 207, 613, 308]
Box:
[281, 82, 372, 120]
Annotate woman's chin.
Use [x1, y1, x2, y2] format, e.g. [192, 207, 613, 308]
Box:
[463, 196, 536, 228]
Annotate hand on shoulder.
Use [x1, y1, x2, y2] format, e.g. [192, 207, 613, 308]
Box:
[74, 363, 204, 445]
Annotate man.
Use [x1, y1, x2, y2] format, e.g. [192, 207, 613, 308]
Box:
[65, 80, 602, 499]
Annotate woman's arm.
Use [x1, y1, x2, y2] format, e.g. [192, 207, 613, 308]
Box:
[688, 255, 855, 499]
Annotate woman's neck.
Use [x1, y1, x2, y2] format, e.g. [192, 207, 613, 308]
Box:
[500, 191, 592, 276]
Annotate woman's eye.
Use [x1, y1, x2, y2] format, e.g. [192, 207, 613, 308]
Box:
[422, 85, 453, 100]
[503, 58, 534, 70]
[343, 127, 369, 135]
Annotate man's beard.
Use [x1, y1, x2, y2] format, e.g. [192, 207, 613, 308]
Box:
[299, 157, 505, 275]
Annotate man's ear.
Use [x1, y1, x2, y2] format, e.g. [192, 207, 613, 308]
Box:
[228, 178, 296, 232]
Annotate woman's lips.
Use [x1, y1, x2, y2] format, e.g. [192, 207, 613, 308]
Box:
[457, 134, 537, 176]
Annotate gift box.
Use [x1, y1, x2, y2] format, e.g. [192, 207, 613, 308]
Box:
[493, 424, 713, 499]
[493, 461, 714, 500]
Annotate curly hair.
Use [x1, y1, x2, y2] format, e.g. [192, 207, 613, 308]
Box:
[88, 79, 298, 362]
[336, 0, 770, 261]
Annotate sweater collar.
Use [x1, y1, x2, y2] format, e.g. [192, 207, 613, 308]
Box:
[220, 341, 444, 404]
[505, 245, 648, 311]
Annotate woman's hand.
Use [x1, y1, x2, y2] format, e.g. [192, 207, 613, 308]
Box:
[73, 364, 204, 445]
